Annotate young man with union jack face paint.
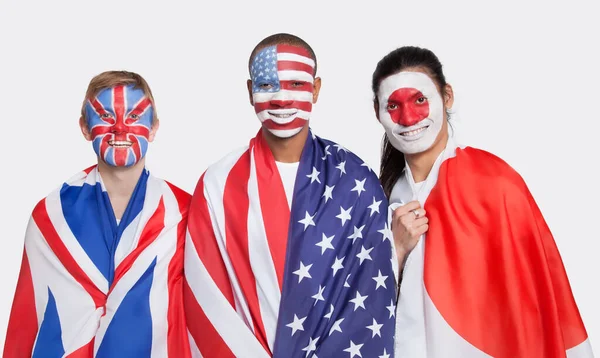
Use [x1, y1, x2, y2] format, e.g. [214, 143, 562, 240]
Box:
[4, 71, 192, 358]
[85, 83, 155, 167]
[184, 33, 396, 358]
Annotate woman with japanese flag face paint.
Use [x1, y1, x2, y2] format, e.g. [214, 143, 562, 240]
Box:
[372, 47, 593, 358]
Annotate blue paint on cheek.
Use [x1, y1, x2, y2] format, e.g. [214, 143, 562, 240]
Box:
[138, 137, 149, 157]
[125, 150, 136, 167]
[105, 147, 115, 166]
[92, 137, 103, 158]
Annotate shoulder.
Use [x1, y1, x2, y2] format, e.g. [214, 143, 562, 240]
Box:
[318, 136, 381, 184]
[202, 145, 249, 186]
[452, 146, 529, 196]
[163, 180, 192, 207]
[187, 144, 250, 205]
[316, 136, 387, 211]
[32, 167, 92, 216]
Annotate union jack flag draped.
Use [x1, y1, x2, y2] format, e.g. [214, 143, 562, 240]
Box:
[184, 129, 396, 357]
[4, 166, 191, 358]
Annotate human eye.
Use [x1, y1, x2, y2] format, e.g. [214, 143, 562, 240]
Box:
[387, 103, 398, 110]
[416, 96, 428, 104]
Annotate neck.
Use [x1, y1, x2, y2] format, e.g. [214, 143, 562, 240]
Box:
[97, 158, 145, 200]
[262, 125, 308, 163]
[405, 130, 449, 183]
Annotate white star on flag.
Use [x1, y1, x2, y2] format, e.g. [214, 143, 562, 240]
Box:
[344, 274, 351, 288]
[379, 348, 391, 358]
[356, 245, 374, 265]
[329, 318, 344, 336]
[324, 304, 334, 319]
[322, 185, 334, 203]
[347, 225, 365, 244]
[311, 285, 326, 306]
[372, 270, 388, 290]
[351, 178, 367, 197]
[366, 318, 383, 338]
[322, 145, 331, 160]
[286, 314, 306, 336]
[316, 233, 335, 254]
[349, 291, 368, 311]
[293, 262, 313, 283]
[335, 161, 346, 176]
[307, 166, 321, 184]
[386, 299, 396, 318]
[378, 222, 393, 243]
[336, 206, 352, 226]
[298, 211, 316, 231]
[343, 340, 363, 358]
[334, 144, 349, 152]
[368, 197, 382, 216]
[302, 336, 319, 356]
[331, 256, 344, 277]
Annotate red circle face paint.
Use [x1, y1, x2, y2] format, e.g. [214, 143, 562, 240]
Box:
[386, 88, 430, 127]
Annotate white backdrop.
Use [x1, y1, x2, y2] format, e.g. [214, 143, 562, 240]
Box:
[0, 0, 598, 352]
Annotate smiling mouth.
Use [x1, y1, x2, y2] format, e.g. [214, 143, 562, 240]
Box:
[268, 111, 298, 119]
[400, 126, 429, 137]
[108, 140, 133, 148]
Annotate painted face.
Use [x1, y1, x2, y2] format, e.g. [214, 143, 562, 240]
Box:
[251, 44, 315, 138]
[85, 85, 153, 167]
[377, 72, 444, 154]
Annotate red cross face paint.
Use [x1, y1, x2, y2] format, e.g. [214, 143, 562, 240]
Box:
[85, 85, 154, 167]
[377, 72, 444, 154]
[251, 44, 315, 138]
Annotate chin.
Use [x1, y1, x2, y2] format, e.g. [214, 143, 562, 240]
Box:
[267, 127, 304, 139]
[388, 133, 437, 155]
[263, 121, 308, 139]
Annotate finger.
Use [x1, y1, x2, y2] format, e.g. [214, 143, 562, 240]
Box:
[415, 224, 429, 237]
[413, 217, 429, 227]
[398, 213, 415, 227]
[399, 212, 428, 228]
[408, 221, 429, 237]
[393, 201, 422, 218]
[412, 209, 426, 219]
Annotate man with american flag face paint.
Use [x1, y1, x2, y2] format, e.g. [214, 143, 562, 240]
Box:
[4, 71, 192, 358]
[249, 43, 319, 139]
[185, 33, 396, 357]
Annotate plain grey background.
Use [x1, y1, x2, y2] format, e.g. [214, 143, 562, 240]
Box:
[0, 0, 598, 351]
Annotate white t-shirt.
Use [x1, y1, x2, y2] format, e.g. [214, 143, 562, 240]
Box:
[275, 161, 299, 209]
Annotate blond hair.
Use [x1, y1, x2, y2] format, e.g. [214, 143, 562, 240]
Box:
[80, 70, 158, 123]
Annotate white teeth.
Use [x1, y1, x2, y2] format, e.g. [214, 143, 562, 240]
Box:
[400, 127, 427, 136]
[108, 140, 133, 147]
[268, 111, 297, 119]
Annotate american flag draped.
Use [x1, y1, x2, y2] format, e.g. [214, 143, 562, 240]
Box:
[184, 129, 396, 357]
[4, 166, 191, 358]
